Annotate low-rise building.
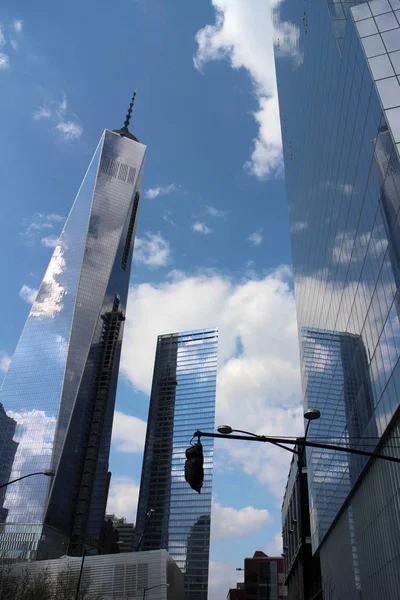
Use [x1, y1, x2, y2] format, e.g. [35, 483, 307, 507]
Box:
[12, 549, 183, 600]
[105, 513, 135, 552]
[227, 587, 245, 600]
[237, 550, 287, 599]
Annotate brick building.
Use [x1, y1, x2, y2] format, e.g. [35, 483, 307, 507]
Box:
[237, 550, 287, 600]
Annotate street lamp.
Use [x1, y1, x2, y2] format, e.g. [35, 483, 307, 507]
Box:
[303, 408, 321, 439]
[0, 469, 55, 489]
[296, 409, 320, 599]
[235, 568, 244, 571]
[208, 412, 400, 464]
[218, 425, 259, 437]
[303, 408, 320, 421]
[189, 410, 400, 490]
[143, 583, 169, 600]
[136, 508, 155, 551]
[74, 539, 124, 599]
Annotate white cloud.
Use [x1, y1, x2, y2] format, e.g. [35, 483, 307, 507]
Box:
[247, 231, 263, 246]
[134, 232, 171, 268]
[208, 561, 238, 600]
[4, 409, 57, 521]
[19, 285, 38, 305]
[56, 121, 82, 140]
[0, 53, 9, 69]
[263, 531, 283, 556]
[30, 245, 66, 318]
[111, 411, 147, 454]
[211, 502, 273, 540]
[46, 213, 65, 222]
[13, 20, 23, 33]
[321, 181, 354, 196]
[194, 0, 300, 179]
[290, 220, 308, 233]
[106, 476, 140, 522]
[192, 221, 213, 234]
[205, 205, 228, 218]
[33, 107, 52, 120]
[33, 95, 82, 141]
[163, 210, 177, 227]
[0, 26, 6, 48]
[33, 96, 66, 121]
[145, 183, 178, 200]
[332, 229, 386, 265]
[41, 236, 59, 248]
[0, 351, 11, 374]
[10, 39, 18, 51]
[120, 266, 302, 499]
[22, 212, 64, 245]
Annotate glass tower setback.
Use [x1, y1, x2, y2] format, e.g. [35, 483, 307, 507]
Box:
[135, 328, 217, 600]
[0, 117, 146, 562]
[276, 0, 400, 596]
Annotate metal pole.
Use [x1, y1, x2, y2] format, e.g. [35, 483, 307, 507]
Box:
[297, 423, 310, 600]
[136, 509, 154, 552]
[143, 588, 146, 600]
[193, 430, 400, 464]
[75, 548, 87, 600]
[0, 472, 53, 489]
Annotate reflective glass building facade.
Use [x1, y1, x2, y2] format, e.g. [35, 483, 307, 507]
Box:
[0, 122, 146, 561]
[276, 0, 400, 597]
[135, 329, 217, 600]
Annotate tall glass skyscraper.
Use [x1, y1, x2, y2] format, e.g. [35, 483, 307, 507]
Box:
[135, 329, 217, 600]
[0, 98, 146, 562]
[276, 1, 400, 597]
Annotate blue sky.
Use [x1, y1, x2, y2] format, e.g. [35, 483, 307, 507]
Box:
[0, 0, 302, 597]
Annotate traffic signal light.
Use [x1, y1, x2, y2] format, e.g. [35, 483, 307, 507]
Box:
[185, 442, 204, 493]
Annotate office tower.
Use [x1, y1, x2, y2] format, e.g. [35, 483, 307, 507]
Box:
[302, 328, 377, 544]
[104, 513, 135, 553]
[135, 329, 217, 600]
[275, 1, 400, 597]
[0, 96, 146, 562]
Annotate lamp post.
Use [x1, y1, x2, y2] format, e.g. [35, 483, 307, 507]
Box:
[74, 540, 123, 599]
[0, 470, 55, 489]
[208, 421, 400, 464]
[297, 409, 320, 600]
[143, 583, 169, 600]
[136, 508, 155, 551]
[74, 546, 97, 600]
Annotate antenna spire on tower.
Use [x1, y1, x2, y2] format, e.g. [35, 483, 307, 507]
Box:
[123, 91, 136, 130]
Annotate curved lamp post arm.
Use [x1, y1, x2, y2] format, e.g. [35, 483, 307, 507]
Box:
[193, 430, 400, 464]
[0, 471, 55, 490]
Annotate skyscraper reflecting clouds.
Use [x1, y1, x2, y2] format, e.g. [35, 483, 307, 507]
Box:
[276, 0, 400, 596]
[0, 101, 146, 561]
[135, 329, 217, 600]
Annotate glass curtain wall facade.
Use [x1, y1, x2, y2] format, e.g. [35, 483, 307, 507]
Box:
[0, 125, 146, 562]
[275, 0, 400, 597]
[135, 329, 217, 600]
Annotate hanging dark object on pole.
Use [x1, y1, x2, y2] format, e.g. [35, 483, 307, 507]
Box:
[185, 442, 204, 493]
